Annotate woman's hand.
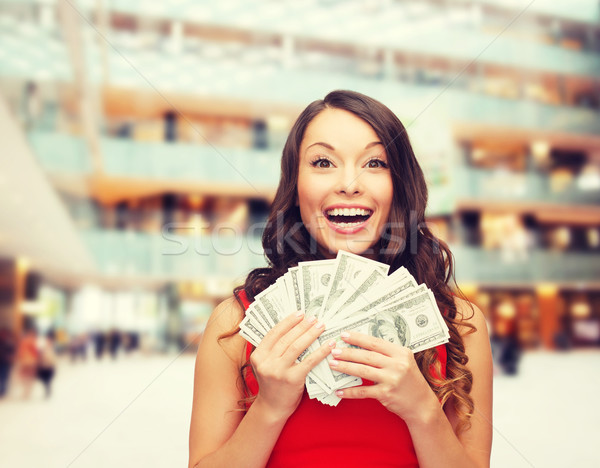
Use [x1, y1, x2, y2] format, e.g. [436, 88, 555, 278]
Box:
[250, 313, 335, 421]
[328, 331, 437, 423]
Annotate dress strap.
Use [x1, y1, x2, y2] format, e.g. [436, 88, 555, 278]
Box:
[236, 289, 252, 310]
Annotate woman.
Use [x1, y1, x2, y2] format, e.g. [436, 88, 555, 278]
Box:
[189, 90, 492, 467]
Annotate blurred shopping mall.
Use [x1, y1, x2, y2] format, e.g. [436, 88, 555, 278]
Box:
[1, 0, 600, 363]
[1, 1, 600, 467]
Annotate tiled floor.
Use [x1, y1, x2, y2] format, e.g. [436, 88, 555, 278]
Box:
[0, 349, 598, 467]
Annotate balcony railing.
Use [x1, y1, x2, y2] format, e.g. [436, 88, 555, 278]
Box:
[452, 245, 600, 284]
[453, 165, 600, 206]
[28, 131, 281, 187]
[82, 230, 600, 284]
[29, 131, 600, 209]
[83, 229, 267, 280]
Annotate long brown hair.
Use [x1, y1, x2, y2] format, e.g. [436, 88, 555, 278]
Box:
[230, 90, 475, 434]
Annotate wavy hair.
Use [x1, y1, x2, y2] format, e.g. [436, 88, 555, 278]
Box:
[227, 90, 475, 435]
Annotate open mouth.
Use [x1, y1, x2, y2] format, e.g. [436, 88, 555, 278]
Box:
[324, 207, 373, 228]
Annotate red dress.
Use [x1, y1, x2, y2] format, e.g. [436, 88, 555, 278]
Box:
[237, 290, 448, 468]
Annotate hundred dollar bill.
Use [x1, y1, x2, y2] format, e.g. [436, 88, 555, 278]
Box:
[275, 277, 292, 315]
[319, 251, 389, 320]
[284, 267, 303, 313]
[298, 260, 335, 318]
[375, 290, 449, 352]
[245, 303, 271, 335]
[371, 284, 428, 313]
[322, 268, 387, 323]
[340, 275, 418, 318]
[255, 284, 288, 326]
[239, 315, 264, 347]
[316, 289, 449, 391]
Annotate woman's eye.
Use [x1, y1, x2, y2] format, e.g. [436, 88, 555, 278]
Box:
[312, 158, 332, 168]
[366, 159, 388, 169]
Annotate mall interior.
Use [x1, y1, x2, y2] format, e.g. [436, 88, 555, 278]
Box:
[1, 1, 599, 467]
[1, 0, 599, 357]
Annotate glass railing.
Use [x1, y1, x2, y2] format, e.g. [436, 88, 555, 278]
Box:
[83, 229, 267, 280]
[3, 15, 600, 133]
[71, 0, 600, 76]
[27, 132, 91, 173]
[82, 230, 600, 284]
[452, 245, 600, 283]
[453, 166, 600, 206]
[29, 131, 600, 207]
[100, 138, 281, 186]
[27, 131, 281, 187]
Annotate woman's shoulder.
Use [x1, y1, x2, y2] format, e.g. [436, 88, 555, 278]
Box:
[207, 296, 245, 332]
[452, 296, 489, 338]
[201, 296, 246, 365]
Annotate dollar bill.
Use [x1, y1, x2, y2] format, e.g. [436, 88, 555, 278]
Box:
[238, 250, 450, 407]
[298, 260, 335, 318]
[322, 268, 387, 323]
[316, 289, 448, 390]
[319, 250, 389, 321]
[285, 267, 303, 313]
[339, 275, 418, 318]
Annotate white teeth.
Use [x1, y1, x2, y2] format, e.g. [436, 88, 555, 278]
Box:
[326, 208, 372, 216]
[332, 221, 362, 228]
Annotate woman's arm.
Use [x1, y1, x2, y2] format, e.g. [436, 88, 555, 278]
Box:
[189, 297, 334, 468]
[404, 299, 493, 468]
[329, 298, 493, 468]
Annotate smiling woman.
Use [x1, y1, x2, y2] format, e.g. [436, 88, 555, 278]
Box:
[189, 90, 493, 468]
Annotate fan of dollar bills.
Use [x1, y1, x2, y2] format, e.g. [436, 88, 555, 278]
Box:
[239, 250, 450, 406]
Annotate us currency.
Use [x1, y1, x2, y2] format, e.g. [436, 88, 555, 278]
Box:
[282, 268, 302, 313]
[239, 251, 451, 407]
[285, 267, 303, 313]
[297, 260, 339, 392]
[275, 277, 291, 314]
[339, 275, 418, 319]
[239, 316, 262, 347]
[299, 260, 336, 318]
[325, 266, 411, 321]
[315, 288, 449, 392]
[254, 284, 288, 326]
[322, 268, 387, 323]
[319, 251, 389, 321]
[245, 303, 271, 334]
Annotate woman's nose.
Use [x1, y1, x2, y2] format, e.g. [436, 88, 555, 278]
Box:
[336, 167, 363, 195]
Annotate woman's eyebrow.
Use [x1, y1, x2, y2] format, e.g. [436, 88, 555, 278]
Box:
[305, 142, 335, 151]
[305, 141, 382, 151]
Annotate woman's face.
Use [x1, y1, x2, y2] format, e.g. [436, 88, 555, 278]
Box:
[297, 108, 393, 258]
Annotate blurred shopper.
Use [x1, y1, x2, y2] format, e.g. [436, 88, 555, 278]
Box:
[93, 331, 106, 360]
[69, 334, 88, 363]
[21, 81, 42, 129]
[15, 328, 38, 399]
[108, 329, 121, 360]
[0, 327, 17, 398]
[498, 334, 522, 376]
[37, 330, 57, 398]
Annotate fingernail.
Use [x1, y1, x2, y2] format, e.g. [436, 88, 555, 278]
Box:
[314, 321, 324, 329]
[335, 390, 344, 397]
[328, 340, 336, 348]
[341, 331, 350, 339]
[329, 359, 339, 367]
[296, 310, 304, 317]
[308, 316, 317, 324]
[331, 348, 342, 357]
